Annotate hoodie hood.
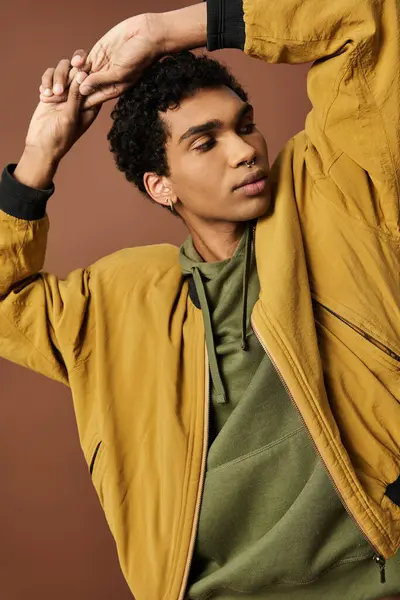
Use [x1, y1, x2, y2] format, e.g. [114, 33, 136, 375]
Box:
[179, 221, 256, 404]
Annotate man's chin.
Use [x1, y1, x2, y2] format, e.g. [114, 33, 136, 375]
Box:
[238, 192, 272, 221]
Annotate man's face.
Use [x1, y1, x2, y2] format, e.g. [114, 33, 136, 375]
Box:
[163, 86, 271, 225]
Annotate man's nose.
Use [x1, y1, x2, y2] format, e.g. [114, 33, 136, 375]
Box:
[228, 137, 256, 168]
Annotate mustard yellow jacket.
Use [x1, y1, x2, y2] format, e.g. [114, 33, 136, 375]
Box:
[1, 0, 400, 598]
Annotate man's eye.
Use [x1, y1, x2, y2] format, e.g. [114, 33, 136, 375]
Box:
[240, 123, 256, 134]
[194, 139, 216, 152]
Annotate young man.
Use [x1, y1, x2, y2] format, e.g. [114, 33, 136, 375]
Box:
[1, 1, 399, 599]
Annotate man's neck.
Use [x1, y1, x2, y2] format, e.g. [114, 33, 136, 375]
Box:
[187, 221, 248, 263]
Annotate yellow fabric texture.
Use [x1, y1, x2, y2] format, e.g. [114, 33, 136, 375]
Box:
[0, 0, 400, 598]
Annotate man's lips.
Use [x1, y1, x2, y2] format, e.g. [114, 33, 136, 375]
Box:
[238, 176, 268, 196]
[233, 170, 268, 191]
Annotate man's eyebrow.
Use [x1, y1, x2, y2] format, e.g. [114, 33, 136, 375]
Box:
[178, 103, 253, 145]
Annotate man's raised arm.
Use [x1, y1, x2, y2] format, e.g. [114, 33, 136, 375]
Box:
[0, 64, 99, 383]
[227, 0, 400, 233]
[55, 0, 399, 233]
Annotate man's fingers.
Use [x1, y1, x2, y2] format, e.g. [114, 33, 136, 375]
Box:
[81, 81, 130, 110]
[39, 50, 90, 99]
[52, 58, 71, 95]
[67, 61, 92, 87]
[65, 71, 88, 118]
[40, 65, 93, 104]
[80, 104, 102, 130]
[78, 70, 117, 96]
[39, 92, 67, 103]
[41, 67, 55, 97]
[71, 49, 89, 68]
[68, 48, 92, 87]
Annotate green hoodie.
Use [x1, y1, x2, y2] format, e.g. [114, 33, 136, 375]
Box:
[179, 222, 400, 599]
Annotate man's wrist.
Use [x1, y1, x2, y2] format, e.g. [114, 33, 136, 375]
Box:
[14, 148, 59, 190]
[158, 3, 207, 54]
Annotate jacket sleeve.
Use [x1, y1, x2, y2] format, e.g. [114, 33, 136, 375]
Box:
[206, 0, 400, 233]
[0, 165, 91, 385]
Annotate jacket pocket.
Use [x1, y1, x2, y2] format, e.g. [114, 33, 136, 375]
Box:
[88, 439, 116, 534]
[88, 439, 107, 507]
[89, 440, 102, 475]
[386, 474, 400, 507]
[312, 299, 400, 370]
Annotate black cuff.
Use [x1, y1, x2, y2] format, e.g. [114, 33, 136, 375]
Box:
[0, 164, 54, 220]
[206, 0, 245, 52]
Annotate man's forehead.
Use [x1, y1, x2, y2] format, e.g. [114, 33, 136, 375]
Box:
[164, 87, 248, 137]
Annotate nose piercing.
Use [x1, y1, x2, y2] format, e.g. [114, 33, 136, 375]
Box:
[245, 158, 256, 168]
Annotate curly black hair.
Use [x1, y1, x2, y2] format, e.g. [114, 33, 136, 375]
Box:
[108, 51, 248, 213]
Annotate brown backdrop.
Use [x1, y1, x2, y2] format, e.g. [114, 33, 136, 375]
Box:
[0, 1, 311, 598]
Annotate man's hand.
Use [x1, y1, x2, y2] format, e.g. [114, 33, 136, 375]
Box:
[40, 4, 207, 110]
[14, 59, 100, 189]
[27, 62, 100, 161]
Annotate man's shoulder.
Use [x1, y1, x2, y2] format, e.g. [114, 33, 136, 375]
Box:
[89, 243, 181, 287]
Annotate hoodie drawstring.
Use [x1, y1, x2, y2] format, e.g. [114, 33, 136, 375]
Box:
[192, 267, 227, 405]
[241, 223, 253, 351]
[191, 222, 254, 405]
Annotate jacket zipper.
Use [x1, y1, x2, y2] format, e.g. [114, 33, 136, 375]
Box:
[177, 357, 210, 600]
[312, 299, 400, 363]
[250, 316, 387, 584]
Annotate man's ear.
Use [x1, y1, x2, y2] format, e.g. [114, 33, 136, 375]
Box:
[143, 172, 177, 211]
